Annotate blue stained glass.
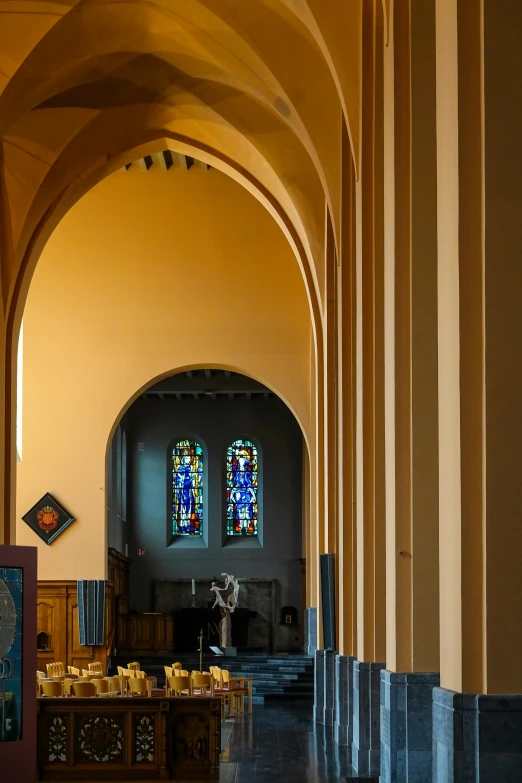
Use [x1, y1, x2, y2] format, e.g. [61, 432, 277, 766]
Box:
[0, 567, 22, 742]
[226, 439, 258, 535]
[172, 440, 203, 536]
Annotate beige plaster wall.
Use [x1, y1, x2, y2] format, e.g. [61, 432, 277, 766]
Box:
[16, 165, 312, 580]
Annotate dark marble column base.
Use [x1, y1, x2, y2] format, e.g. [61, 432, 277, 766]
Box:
[433, 687, 522, 783]
[380, 669, 440, 783]
[351, 660, 385, 776]
[334, 654, 356, 745]
[305, 607, 318, 656]
[314, 649, 336, 724]
[313, 649, 325, 723]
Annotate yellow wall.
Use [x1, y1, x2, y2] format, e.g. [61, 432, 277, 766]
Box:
[16, 165, 312, 580]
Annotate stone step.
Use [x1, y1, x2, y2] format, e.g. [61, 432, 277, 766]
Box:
[110, 653, 315, 702]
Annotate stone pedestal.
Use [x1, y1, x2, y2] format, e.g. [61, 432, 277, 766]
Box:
[351, 660, 385, 776]
[334, 654, 356, 746]
[313, 649, 336, 724]
[433, 688, 522, 783]
[380, 670, 440, 783]
[305, 607, 317, 655]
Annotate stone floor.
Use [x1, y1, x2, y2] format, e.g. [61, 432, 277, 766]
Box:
[62, 702, 354, 783]
[219, 701, 354, 782]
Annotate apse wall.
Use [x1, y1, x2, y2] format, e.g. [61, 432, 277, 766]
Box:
[121, 394, 303, 650]
[16, 164, 311, 580]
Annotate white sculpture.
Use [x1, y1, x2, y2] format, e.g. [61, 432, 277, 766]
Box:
[210, 573, 240, 647]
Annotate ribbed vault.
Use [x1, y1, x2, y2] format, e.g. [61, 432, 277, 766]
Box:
[0, 0, 362, 326]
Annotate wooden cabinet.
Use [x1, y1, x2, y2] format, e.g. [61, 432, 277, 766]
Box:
[116, 613, 173, 654]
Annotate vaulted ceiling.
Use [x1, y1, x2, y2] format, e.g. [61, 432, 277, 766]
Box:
[0, 0, 362, 323]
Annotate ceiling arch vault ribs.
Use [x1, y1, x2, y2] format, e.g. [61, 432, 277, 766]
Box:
[0, 0, 363, 305]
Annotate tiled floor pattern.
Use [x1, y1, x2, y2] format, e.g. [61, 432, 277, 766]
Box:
[219, 701, 354, 782]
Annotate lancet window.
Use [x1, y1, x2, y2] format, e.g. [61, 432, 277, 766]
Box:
[171, 440, 203, 536]
[226, 439, 258, 536]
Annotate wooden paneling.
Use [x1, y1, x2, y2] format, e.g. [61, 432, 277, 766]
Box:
[108, 547, 129, 608]
[116, 613, 173, 655]
[37, 581, 114, 673]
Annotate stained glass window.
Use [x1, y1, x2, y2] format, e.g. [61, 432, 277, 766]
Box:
[226, 439, 258, 535]
[172, 440, 203, 536]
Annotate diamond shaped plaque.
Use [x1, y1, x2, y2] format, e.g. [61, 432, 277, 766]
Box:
[21, 492, 75, 545]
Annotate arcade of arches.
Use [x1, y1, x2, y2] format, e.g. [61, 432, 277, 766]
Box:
[1, 2, 522, 782]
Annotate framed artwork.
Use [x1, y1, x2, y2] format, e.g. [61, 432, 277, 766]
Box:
[21, 492, 75, 545]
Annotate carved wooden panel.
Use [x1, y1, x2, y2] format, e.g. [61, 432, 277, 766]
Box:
[47, 715, 67, 764]
[77, 714, 125, 764]
[134, 714, 155, 764]
[37, 697, 220, 779]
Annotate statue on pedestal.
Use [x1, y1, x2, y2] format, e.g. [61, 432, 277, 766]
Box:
[210, 574, 240, 648]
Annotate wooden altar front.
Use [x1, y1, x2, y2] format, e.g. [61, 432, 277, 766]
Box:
[37, 696, 221, 780]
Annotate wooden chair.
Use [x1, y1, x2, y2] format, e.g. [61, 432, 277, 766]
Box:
[37, 679, 54, 696]
[179, 669, 189, 677]
[220, 670, 246, 715]
[71, 681, 96, 697]
[191, 673, 213, 697]
[210, 667, 222, 689]
[110, 675, 129, 696]
[164, 665, 173, 680]
[172, 662, 182, 671]
[68, 666, 80, 677]
[88, 662, 104, 674]
[92, 678, 111, 695]
[128, 677, 149, 697]
[40, 680, 62, 698]
[191, 670, 201, 676]
[64, 678, 77, 697]
[166, 675, 191, 697]
[127, 662, 140, 672]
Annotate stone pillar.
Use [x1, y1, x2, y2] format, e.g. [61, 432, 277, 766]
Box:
[351, 660, 385, 776]
[434, 1, 522, 778]
[350, 2, 386, 771]
[336, 124, 357, 678]
[305, 607, 317, 656]
[380, 671, 440, 783]
[432, 689, 522, 783]
[380, 2, 440, 779]
[334, 654, 356, 746]
[314, 649, 336, 724]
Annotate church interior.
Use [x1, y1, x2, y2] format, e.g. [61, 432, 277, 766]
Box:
[0, 2, 521, 782]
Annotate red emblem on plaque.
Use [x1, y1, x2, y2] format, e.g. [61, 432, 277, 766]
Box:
[37, 505, 59, 532]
